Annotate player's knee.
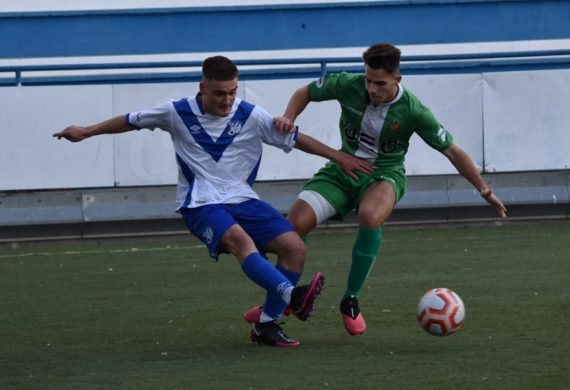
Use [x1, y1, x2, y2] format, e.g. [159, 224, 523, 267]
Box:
[221, 226, 256, 258]
[279, 236, 307, 268]
[291, 237, 308, 260]
[357, 207, 387, 228]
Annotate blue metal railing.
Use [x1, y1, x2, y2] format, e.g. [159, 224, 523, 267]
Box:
[1, 49, 570, 86]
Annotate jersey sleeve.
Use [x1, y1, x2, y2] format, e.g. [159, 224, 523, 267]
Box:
[308, 72, 349, 102]
[254, 106, 297, 153]
[127, 101, 174, 133]
[414, 108, 454, 152]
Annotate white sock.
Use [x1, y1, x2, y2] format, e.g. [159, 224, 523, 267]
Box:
[281, 285, 294, 305]
[259, 312, 276, 323]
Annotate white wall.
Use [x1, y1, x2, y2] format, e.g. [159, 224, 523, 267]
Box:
[483, 69, 570, 172]
[0, 85, 116, 190]
[1, 69, 569, 191]
[403, 73, 484, 175]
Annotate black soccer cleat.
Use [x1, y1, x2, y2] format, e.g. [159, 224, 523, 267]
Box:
[250, 321, 300, 347]
[289, 272, 325, 321]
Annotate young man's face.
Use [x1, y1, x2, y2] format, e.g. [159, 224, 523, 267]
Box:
[364, 65, 401, 105]
[199, 77, 238, 116]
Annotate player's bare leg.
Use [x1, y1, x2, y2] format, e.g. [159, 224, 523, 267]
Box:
[287, 198, 319, 237]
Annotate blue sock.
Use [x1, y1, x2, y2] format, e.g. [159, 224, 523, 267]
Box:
[241, 253, 292, 298]
[277, 265, 302, 286]
[262, 265, 302, 320]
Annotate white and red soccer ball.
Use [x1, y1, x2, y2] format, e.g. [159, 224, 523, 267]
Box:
[416, 288, 465, 336]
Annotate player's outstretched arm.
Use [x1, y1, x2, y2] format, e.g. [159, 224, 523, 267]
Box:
[284, 85, 311, 121]
[295, 133, 374, 179]
[53, 115, 135, 142]
[273, 86, 312, 133]
[442, 143, 507, 218]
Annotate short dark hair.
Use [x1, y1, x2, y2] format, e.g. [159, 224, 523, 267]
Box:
[202, 56, 239, 81]
[362, 43, 401, 74]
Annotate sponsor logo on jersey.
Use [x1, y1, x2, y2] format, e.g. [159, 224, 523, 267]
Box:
[227, 120, 243, 136]
[380, 141, 398, 154]
[343, 122, 359, 143]
[189, 124, 202, 133]
[341, 102, 363, 116]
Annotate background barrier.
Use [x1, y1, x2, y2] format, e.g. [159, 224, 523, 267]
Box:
[1, 0, 569, 241]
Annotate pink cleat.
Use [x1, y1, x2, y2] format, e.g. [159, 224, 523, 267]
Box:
[340, 295, 367, 335]
[243, 272, 325, 323]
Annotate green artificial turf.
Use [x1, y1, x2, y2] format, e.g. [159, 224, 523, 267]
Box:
[1, 221, 569, 389]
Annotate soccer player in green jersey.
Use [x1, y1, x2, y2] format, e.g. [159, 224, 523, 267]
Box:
[244, 43, 507, 335]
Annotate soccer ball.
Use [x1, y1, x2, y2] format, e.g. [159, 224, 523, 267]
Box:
[416, 288, 465, 336]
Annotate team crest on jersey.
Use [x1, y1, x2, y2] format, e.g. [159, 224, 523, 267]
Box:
[390, 120, 401, 132]
[202, 226, 214, 245]
[227, 120, 243, 136]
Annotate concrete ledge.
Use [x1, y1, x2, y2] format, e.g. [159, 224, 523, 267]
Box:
[1, 171, 568, 242]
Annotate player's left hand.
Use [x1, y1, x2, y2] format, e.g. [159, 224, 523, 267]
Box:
[273, 117, 296, 133]
[483, 191, 507, 218]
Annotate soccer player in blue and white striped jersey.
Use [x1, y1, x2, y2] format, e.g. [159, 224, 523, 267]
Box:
[54, 56, 372, 346]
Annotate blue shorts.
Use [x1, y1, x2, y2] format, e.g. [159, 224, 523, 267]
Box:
[179, 199, 294, 260]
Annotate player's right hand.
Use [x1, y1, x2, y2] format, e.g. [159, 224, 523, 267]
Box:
[52, 126, 89, 142]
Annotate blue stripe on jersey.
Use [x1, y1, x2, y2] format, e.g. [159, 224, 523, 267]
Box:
[173, 98, 255, 162]
[175, 152, 195, 208]
[247, 154, 262, 186]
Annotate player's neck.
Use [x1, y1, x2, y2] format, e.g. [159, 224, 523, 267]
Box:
[385, 85, 400, 104]
[370, 85, 400, 108]
[197, 93, 219, 116]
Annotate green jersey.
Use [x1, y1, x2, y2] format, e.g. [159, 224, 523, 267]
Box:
[308, 72, 454, 172]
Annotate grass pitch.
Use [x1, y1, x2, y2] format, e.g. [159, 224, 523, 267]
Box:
[1, 221, 569, 389]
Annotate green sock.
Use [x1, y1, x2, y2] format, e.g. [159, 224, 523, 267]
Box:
[343, 227, 382, 299]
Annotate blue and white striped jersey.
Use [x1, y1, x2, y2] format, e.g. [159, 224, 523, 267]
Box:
[127, 94, 298, 210]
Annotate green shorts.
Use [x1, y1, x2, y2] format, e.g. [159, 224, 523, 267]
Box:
[303, 162, 406, 217]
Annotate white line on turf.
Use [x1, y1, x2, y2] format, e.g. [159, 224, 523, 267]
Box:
[0, 245, 206, 259]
